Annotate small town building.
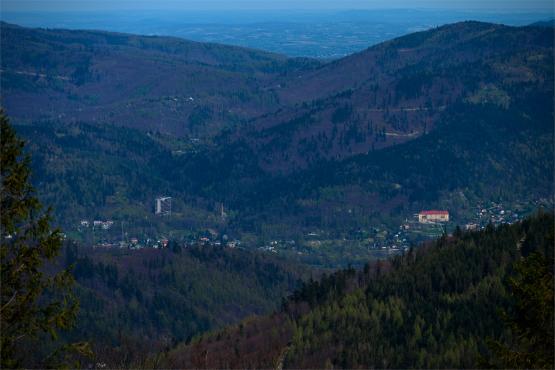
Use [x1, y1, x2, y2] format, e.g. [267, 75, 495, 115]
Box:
[155, 196, 172, 216]
[418, 210, 449, 223]
[101, 221, 114, 230]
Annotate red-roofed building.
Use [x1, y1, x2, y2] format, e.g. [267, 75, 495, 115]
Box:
[418, 210, 449, 223]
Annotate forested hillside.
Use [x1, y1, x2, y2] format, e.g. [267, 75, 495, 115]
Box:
[182, 100, 552, 234]
[0, 22, 319, 136]
[15, 95, 552, 243]
[164, 212, 554, 369]
[4, 21, 552, 241]
[238, 21, 554, 171]
[12, 122, 217, 227]
[23, 244, 309, 368]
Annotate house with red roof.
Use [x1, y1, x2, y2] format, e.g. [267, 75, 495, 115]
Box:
[418, 210, 449, 223]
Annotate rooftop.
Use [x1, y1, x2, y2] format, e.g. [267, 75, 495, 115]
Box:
[419, 210, 449, 215]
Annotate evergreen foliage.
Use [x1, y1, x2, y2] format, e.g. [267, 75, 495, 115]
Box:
[58, 244, 307, 366]
[487, 249, 554, 368]
[167, 213, 554, 369]
[282, 212, 554, 368]
[0, 111, 85, 368]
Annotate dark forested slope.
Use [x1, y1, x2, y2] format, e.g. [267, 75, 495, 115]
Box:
[25, 244, 309, 368]
[164, 212, 554, 369]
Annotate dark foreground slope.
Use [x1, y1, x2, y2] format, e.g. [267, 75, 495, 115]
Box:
[21, 244, 309, 368]
[164, 212, 554, 369]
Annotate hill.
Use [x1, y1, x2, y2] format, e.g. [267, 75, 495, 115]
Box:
[530, 19, 555, 28]
[3, 21, 554, 264]
[20, 243, 310, 368]
[2, 20, 554, 369]
[0, 22, 319, 136]
[163, 212, 554, 369]
[229, 21, 553, 171]
[171, 21, 553, 236]
[171, 22, 553, 237]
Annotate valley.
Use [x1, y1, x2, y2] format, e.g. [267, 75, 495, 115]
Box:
[0, 11, 553, 369]
[1, 21, 553, 268]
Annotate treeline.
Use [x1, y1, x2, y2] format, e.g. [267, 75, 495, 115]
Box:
[164, 212, 554, 369]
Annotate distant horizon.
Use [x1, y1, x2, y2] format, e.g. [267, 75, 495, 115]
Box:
[1, 5, 552, 59]
[2, 8, 554, 14]
[2, 0, 554, 12]
[1, 7, 552, 22]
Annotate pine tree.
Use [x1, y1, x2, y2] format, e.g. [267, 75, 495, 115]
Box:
[488, 251, 554, 369]
[0, 111, 82, 367]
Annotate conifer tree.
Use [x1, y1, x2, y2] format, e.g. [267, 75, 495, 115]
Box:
[0, 111, 80, 367]
[488, 251, 554, 369]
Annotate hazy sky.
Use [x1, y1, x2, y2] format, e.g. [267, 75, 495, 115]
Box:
[3, 0, 554, 12]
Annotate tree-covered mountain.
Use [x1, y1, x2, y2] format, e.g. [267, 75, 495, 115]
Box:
[530, 19, 555, 28]
[163, 211, 554, 369]
[236, 21, 553, 171]
[0, 22, 319, 136]
[3, 21, 553, 247]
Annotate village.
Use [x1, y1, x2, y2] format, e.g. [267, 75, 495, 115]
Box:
[72, 196, 551, 263]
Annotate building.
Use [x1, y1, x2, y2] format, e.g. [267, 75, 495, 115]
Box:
[418, 210, 449, 223]
[155, 196, 172, 216]
[101, 221, 114, 230]
[465, 223, 478, 231]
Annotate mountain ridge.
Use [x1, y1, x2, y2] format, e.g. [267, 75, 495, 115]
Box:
[0, 21, 320, 136]
[2, 20, 553, 246]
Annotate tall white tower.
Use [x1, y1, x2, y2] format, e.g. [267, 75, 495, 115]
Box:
[155, 196, 172, 216]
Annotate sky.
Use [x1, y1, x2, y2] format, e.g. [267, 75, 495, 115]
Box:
[2, 0, 554, 12]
